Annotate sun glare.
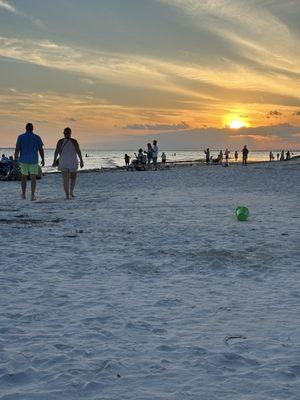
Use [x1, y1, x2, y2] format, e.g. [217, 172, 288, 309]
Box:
[229, 119, 246, 129]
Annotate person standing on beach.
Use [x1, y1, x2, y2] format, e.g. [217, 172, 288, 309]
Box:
[269, 151, 274, 162]
[124, 154, 131, 170]
[14, 122, 45, 201]
[161, 152, 167, 163]
[219, 150, 223, 164]
[234, 150, 238, 161]
[204, 148, 210, 164]
[152, 140, 158, 168]
[52, 127, 84, 199]
[242, 145, 249, 165]
[224, 149, 230, 164]
[145, 143, 153, 165]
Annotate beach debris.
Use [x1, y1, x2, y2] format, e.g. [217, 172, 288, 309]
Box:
[63, 229, 83, 238]
[52, 218, 64, 223]
[63, 231, 78, 238]
[0, 218, 43, 225]
[224, 335, 247, 346]
[235, 206, 249, 221]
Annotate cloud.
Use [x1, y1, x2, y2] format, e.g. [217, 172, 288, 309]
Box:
[64, 117, 77, 122]
[267, 110, 283, 118]
[79, 78, 94, 85]
[122, 121, 190, 131]
[121, 123, 300, 150]
[0, 0, 16, 13]
[0, 0, 44, 28]
[0, 34, 299, 109]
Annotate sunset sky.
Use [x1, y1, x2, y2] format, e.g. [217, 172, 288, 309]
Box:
[0, 0, 300, 149]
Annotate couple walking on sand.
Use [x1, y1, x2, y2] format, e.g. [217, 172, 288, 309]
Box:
[14, 123, 84, 201]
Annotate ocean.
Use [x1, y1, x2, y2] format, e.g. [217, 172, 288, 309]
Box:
[1, 148, 299, 172]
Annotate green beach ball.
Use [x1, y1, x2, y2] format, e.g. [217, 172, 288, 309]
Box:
[235, 206, 249, 221]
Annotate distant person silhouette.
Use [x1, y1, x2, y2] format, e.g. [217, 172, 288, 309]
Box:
[204, 148, 210, 164]
[224, 148, 230, 163]
[242, 145, 249, 165]
[124, 153, 131, 169]
[144, 143, 153, 164]
[280, 150, 285, 161]
[219, 150, 223, 164]
[234, 150, 238, 161]
[152, 140, 158, 168]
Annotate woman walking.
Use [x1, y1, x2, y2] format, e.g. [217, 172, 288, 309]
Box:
[52, 127, 84, 199]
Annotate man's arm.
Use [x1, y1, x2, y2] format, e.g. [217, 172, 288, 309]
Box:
[14, 141, 20, 161]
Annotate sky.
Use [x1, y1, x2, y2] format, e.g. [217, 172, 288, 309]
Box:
[0, 0, 300, 149]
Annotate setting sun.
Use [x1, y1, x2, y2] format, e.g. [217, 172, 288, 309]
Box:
[229, 119, 246, 129]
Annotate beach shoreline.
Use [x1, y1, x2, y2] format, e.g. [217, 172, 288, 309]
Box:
[42, 155, 300, 175]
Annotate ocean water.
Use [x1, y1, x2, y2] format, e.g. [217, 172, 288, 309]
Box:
[1, 148, 299, 172]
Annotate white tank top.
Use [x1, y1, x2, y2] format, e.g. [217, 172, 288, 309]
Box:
[58, 139, 78, 170]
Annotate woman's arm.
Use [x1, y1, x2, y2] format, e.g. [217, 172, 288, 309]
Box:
[73, 139, 84, 168]
[52, 139, 62, 167]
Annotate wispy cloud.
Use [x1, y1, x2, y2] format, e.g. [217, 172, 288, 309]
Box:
[0, 35, 299, 105]
[267, 110, 283, 118]
[0, 0, 44, 28]
[122, 122, 190, 131]
[0, 0, 16, 13]
[0, 0, 300, 147]
[157, 0, 300, 73]
[124, 123, 300, 150]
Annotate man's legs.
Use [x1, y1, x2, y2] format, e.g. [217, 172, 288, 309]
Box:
[153, 157, 157, 170]
[21, 174, 27, 199]
[70, 172, 77, 197]
[30, 174, 37, 201]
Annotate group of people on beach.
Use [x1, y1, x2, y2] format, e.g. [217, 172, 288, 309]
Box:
[269, 150, 292, 162]
[124, 140, 166, 170]
[0, 154, 19, 180]
[3, 122, 296, 200]
[204, 146, 249, 165]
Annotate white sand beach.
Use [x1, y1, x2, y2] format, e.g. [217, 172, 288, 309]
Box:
[0, 160, 299, 400]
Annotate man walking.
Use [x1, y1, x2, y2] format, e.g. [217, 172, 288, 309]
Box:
[14, 123, 45, 201]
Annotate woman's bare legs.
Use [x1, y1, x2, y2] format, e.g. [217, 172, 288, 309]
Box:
[62, 170, 70, 199]
[70, 172, 77, 198]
